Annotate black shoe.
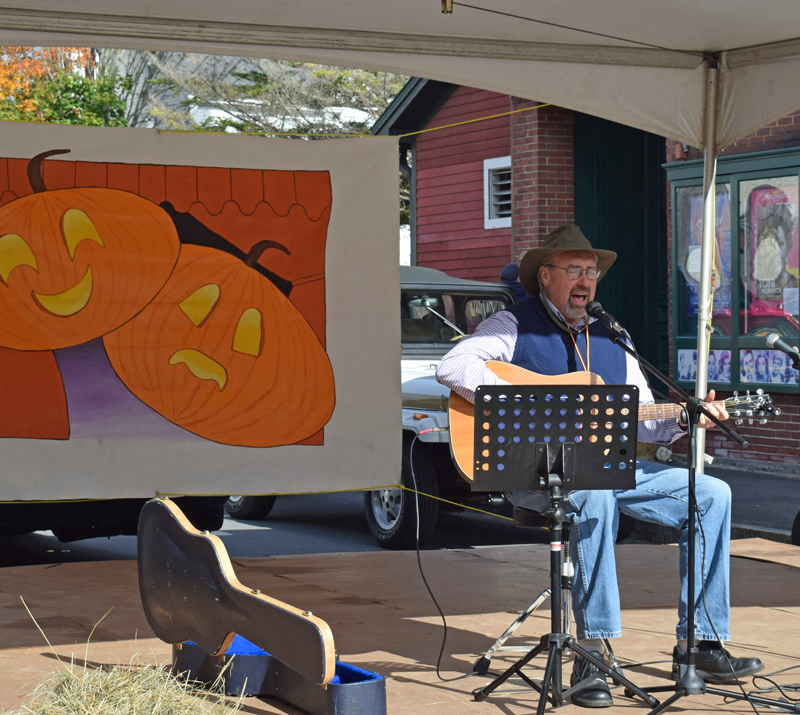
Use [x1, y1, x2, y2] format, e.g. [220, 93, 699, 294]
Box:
[571, 651, 613, 708]
[671, 641, 764, 684]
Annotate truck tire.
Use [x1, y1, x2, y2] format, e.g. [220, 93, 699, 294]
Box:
[224, 495, 277, 520]
[364, 435, 439, 549]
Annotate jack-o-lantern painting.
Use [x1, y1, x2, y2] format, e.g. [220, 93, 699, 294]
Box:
[0, 149, 333, 446]
[103, 243, 335, 447]
[0, 150, 180, 351]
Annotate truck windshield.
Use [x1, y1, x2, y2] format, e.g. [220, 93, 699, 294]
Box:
[401, 290, 511, 345]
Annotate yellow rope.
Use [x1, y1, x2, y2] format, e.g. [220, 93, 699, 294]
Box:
[152, 102, 550, 141]
[398, 102, 550, 138]
[396, 484, 514, 521]
[159, 485, 516, 522]
[2, 487, 516, 523]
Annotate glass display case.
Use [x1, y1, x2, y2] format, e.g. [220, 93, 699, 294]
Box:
[668, 149, 800, 392]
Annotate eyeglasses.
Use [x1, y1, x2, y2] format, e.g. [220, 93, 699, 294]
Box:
[543, 264, 602, 281]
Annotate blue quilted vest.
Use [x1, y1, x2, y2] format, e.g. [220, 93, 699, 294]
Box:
[506, 295, 627, 384]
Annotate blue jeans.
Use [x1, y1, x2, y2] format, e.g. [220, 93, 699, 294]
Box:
[566, 459, 731, 642]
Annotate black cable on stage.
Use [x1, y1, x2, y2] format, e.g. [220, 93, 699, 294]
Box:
[407, 434, 496, 683]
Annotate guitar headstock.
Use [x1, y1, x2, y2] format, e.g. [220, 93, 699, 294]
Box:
[725, 389, 781, 425]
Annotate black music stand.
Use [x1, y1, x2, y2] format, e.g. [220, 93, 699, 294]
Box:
[469, 384, 659, 713]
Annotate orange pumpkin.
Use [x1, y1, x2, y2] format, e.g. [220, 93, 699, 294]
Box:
[102, 243, 335, 447]
[0, 150, 180, 350]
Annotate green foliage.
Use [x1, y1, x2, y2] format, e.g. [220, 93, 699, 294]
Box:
[0, 70, 127, 127]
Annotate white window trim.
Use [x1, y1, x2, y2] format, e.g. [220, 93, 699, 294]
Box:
[484, 156, 512, 230]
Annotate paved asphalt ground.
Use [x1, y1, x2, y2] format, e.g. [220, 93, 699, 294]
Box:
[706, 464, 800, 537]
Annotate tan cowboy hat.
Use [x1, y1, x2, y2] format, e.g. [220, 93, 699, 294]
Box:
[519, 224, 617, 296]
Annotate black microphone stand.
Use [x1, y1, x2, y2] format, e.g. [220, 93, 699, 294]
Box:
[604, 325, 800, 714]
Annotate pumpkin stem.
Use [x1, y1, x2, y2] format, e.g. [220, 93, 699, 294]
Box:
[28, 149, 71, 194]
[245, 240, 291, 267]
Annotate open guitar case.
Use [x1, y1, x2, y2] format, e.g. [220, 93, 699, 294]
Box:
[138, 497, 386, 715]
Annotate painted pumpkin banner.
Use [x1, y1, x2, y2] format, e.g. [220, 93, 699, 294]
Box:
[0, 122, 399, 501]
[0, 147, 333, 446]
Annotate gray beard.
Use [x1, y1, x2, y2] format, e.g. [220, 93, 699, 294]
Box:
[564, 301, 586, 321]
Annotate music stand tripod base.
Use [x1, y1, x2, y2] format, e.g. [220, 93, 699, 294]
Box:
[469, 384, 657, 711]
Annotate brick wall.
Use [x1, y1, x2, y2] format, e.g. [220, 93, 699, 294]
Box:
[667, 111, 800, 469]
[510, 100, 575, 259]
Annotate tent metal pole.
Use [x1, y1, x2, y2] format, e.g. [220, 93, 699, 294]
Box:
[694, 60, 719, 473]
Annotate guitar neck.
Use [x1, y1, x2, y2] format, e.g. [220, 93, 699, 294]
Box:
[638, 403, 683, 421]
[638, 400, 723, 422]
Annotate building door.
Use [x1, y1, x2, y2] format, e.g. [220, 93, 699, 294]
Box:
[574, 112, 669, 391]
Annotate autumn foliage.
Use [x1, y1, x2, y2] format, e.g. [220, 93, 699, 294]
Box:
[0, 47, 126, 126]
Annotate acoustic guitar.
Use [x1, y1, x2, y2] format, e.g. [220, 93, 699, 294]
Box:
[448, 360, 779, 482]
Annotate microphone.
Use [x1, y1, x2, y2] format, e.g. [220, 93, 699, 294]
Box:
[766, 332, 800, 363]
[586, 301, 625, 334]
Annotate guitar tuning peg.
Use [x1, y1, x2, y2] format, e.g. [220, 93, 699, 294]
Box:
[760, 419, 767, 425]
[735, 419, 743, 426]
[748, 419, 754, 424]
[733, 391, 739, 397]
[756, 388, 764, 395]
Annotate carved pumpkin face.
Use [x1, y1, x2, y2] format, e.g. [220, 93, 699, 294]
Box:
[103, 245, 335, 447]
[0, 189, 180, 350]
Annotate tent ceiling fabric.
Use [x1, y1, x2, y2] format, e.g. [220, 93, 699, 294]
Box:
[2, 1, 800, 148]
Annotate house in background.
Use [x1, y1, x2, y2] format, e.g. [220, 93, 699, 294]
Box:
[373, 78, 800, 470]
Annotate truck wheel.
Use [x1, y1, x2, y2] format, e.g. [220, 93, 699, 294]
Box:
[364, 436, 439, 549]
[225, 495, 276, 520]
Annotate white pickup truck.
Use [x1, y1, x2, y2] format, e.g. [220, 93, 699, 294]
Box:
[227, 265, 517, 548]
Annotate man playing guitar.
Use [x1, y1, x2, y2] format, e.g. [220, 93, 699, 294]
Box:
[436, 225, 763, 708]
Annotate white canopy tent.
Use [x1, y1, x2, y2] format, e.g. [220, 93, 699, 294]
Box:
[3, 0, 800, 466]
